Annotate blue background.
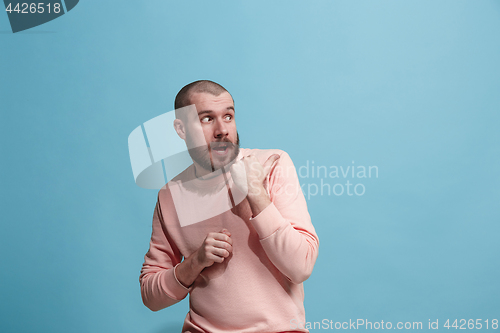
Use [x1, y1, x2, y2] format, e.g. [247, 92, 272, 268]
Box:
[1, 1, 499, 332]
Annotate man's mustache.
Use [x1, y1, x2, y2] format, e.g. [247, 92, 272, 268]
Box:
[209, 140, 238, 149]
[188, 140, 237, 152]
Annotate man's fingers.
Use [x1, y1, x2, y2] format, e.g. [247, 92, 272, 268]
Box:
[242, 153, 279, 176]
[211, 231, 233, 245]
[210, 240, 233, 253]
[208, 253, 226, 263]
[210, 246, 230, 258]
[199, 230, 233, 267]
[219, 228, 231, 237]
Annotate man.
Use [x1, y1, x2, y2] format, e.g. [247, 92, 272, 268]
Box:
[140, 80, 319, 332]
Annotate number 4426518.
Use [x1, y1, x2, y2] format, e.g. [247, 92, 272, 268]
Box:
[5, 3, 62, 14]
[444, 319, 498, 330]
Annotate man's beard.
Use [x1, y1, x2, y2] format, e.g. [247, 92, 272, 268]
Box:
[187, 133, 240, 173]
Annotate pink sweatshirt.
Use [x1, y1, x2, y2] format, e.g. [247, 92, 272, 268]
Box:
[140, 148, 319, 332]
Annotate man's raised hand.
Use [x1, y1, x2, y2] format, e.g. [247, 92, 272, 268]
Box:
[230, 154, 280, 197]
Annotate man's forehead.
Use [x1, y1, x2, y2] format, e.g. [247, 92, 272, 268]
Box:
[190, 91, 234, 108]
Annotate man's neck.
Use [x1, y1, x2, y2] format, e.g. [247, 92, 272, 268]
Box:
[193, 162, 219, 180]
[193, 161, 234, 180]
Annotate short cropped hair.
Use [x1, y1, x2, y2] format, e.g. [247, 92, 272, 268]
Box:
[174, 80, 231, 120]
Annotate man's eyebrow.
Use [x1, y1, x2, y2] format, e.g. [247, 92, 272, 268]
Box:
[197, 110, 213, 116]
[197, 107, 235, 116]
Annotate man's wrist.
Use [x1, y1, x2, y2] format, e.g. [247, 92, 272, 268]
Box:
[247, 184, 267, 198]
[247, 185, 271, 217]
[176, 252, 204, 288]
[189, 250, 205, 272]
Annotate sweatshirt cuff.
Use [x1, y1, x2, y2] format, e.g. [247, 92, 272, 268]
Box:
[249, 203, 287, 239]
[164, 264, 192, 300]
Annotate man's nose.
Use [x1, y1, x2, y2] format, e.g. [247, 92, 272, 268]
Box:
[214, 119, 229, 138]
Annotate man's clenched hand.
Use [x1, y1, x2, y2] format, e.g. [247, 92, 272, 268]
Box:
[230, 154, 280, 217]
[195, 229, 233, 268]
[230, 154, 280, 197]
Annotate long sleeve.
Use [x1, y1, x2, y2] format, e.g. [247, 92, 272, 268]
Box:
[249, 151, 319, 284]
[139, 199, 191, 311]
[138, 149, 315, 332]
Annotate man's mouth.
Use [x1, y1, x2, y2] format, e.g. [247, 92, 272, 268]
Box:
[211, 142, 231, 156]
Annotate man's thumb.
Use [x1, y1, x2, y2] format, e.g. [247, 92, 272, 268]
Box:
[263, 154, 280, 176]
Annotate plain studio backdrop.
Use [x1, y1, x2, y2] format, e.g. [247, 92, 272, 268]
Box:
[1, 1, 499, 332]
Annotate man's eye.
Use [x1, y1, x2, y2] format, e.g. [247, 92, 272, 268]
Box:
[201, 117, 211, 123]
[224, 115, 233, 121]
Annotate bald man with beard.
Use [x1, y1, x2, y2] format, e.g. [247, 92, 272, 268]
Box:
[140, 80, 319, 333]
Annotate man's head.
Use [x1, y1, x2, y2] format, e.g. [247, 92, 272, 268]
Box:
[173, 80, 240, 173]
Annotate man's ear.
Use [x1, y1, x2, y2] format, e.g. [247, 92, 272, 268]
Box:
[174, 119, 186, 140]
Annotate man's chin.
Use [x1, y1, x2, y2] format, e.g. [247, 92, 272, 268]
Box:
[212, 159, 235, 171]
[211, 148, 239, 171]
